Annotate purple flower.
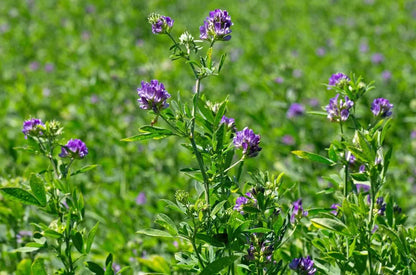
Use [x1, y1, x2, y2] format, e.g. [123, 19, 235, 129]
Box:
[359, 42, 369, 53]
[411, 130, 416, 139]
[381, 70, 392, 81]
[376, 197, 386, 216]
[289, 256, 316, 275]
[287, 103, 305, 119]
[330, 203, 341, 215]
[22, 118, 45, 139]
[233, 127, 262, 158]
[220, 115, 236, 131]
[325, 94, 354, 122]
[316, 47, 326, 57]
[135, 192, 147, 205]
[148, 13, 174, 34]
[371, 53, 384, 64]
[274, 77, 284, 84]
[371, 98, 393, 118]
[290, 199, 308, 223]
[282, 135, 295, 146]
[308, 98, 319, 108]
[355, 183, 370, 193]
[59, 139, 88, 159]
[137, 80, 171, 112]
[359, 165, 366, 173]
[199, 9, 233, 42]
[371, 224, 379, 234]
[45, 63, 55, 72]
[29, 61, 39, 71]
[233, 192, 256, 214]
[346, 152, 356, 164]
[328, 73, 350, 89]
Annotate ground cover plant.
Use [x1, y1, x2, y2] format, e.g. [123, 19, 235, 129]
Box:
[1, 0, 416, 274]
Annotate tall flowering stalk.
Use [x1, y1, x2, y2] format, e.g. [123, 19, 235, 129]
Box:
[123, 10, 299, 274]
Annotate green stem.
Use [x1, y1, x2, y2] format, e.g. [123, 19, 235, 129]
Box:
[367, 176, 376, 275]
[339, 121, 348, 197]
[190, 78, 210, 213]
[65, 214, 75, 274]
[223, 157, 244, 173]
[159, 112, 186, 137]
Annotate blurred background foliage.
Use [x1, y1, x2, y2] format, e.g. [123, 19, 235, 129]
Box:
[1, 0, 416, 272]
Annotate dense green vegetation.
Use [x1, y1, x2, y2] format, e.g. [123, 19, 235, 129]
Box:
[1, 0, 415, 273]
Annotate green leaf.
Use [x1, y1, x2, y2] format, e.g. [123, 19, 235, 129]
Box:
[200, 256, 239, 275]
[350, 173, 368, 181]
[307, 111, 328, 116]
[311, 218, 350, 235]
[71, 164, 98, 176]
[154, 213, 178, 236]
[245, 228, 272, 234]
[86, 261, 104, 275]
[211, 200, 227, 218]
[121, 126, 174, 142]
[196, 233, 225, 247]
[292, 151, 335, 165]
[14, 246, 41, 253]
[31, 258, 47, 275]
[86, 222, 99, 254]
[138, 255, 170, 274]
[0, 187, 42, 206]
[136, 228, 173, 238]
[218, 53, 227, 73]
[72, 232, 84, 253]
[356, 131, 375, 161]
[29, 174, 47, 207]
[16, 259, 32, 275]
[105, 253, 113, 267]
[43, 229, 63, 239]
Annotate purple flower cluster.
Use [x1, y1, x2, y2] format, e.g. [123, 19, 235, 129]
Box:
[233, 127, 262, 158]
[148, 13, 174, 34]
[233, 192, 256, 214]
[371, 98, 393, 118]
[287, 103, 305, 119]
[328, 73, 350, 89]
[137, 80, 171, 112]
[22, 118, 44, 139]
[200, 9, 233, 42]
[330, 203, 341, 215]
[325, 94, 354, 122]
[59, 139, 88, 159]
[220, 115, 236, 131]
[289, 256, 316, 275]
[290, 199, 308, 223]
[376, 197, 386, 216]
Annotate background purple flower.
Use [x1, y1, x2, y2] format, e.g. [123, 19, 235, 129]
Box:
[45, 63, 55, 72]
[200, 9, 233, 41]
[137, 80, 171, 112]
[59, 139, 88, 159]
[274, 77, 284, 84]
[316, 47, 326, 56]
[287, 103, 305, 119]
[233, 127, 262, 158]
[136, 192, 147, 205]
[381, 70, 392, 81]
[22, 118, 44, 138]
[326, 94, 354, 122]
[282, 135, 295, 146]
[359, 41, 369, 53]
[371, 53, 384, 64]
[355, 183, 370, 193]
[328, 72, 350, 89]
[371, 98, 393, 118]
[330, 203, 341, 215]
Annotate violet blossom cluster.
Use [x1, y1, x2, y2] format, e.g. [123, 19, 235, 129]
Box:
[22, 118, 44, 139]
[148, 13, 174, 34]
[59, 139, 88, 159]
[289, 256, 316, 275]
[328, 72, 350, 89]
[220, 115, 236, 131]
[200, 9, 233, 42]
[325, 94, 354, 122]
[287, 103, 305, 119]
[233, 192, 256, 214]
[137, 80, 171, 112]
[290, 199, 308, 223]
[376, 197, 386, 216]
[371, 98, 393, 118]
[233, 127, 262, 158]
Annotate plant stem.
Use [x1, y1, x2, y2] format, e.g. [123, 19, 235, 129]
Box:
[339, 121, 349, 197]
[367, 175, 376, 275]
[166, 32, 199, 79]
[224, 157, 244, 173]
[189, 79, 211, 213]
